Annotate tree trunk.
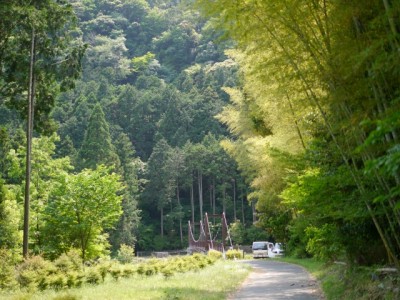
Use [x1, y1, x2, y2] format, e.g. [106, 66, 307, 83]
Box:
[160, 206, 164, 237]
[209, 181, 212, 211]
[241, 191, 245, 224]
[286, 93, 306, 149]
[190, 180, 195, 234]
[198, 170, 203, 221]
[212, 178, 216, 216]
[233, 179, 237, 221]
[252, 200, 256, 224]
[222, 183, 226, 213]
[23, 28, 35, 258]
[176, 183, 183, 245]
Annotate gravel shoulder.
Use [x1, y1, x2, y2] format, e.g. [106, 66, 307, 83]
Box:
[228, 260, 324, 300]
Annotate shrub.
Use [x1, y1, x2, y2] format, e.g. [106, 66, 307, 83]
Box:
[74, 272, 85, 288]
[65, 249, 83, 270]
[173, 259, 188, 273]
[229, 220, 246, 245]
[136, 264, 145, 276]
[207, 249, 222, 261]
[48, 273, 67, 290]
[146, 259, 161, 274]
[0, 249, 18, 289]
[16, 256, 55, 289]
[305, 224, 342, 261]
[225, 249, 243, 260]
[191, 253, 205, 261]
[85, 268, 101, 285]
[116, 244, 135, 264]
[54, 250, 82, 273]
[144, 265, 157, 276]
[97, 260, 111, 282]
[121, 265, 136, 278]
[65, 271, 79, 288]
[161, 266, 174, 279]
[109, 265, 122, 281]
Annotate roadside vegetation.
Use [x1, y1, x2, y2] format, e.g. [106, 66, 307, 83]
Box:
[0, 250, 250, 300]
[280, 257, 399, 300]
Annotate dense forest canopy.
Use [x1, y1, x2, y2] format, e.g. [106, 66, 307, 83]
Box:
[0, 0, 399, 270]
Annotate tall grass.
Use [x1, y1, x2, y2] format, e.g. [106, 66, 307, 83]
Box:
[1, 260, 250, 300]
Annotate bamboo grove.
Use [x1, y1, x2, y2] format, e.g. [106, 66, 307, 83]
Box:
[194, 0, 400, 266]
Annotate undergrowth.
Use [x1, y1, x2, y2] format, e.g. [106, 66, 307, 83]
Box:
[280, 257, 399, 300]
[0, 256, 250, 300]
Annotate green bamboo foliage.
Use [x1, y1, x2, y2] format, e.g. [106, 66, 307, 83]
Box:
[195, 0, 400, 265]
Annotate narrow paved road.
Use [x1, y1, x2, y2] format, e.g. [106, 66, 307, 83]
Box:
[229, 260, 324, 300]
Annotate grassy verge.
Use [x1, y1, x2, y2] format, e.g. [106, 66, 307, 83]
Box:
[279, 257, 399, 300]
[0, 260, 251, 300]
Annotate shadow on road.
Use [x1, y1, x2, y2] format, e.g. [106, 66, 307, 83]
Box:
[229, 260, 323, 300]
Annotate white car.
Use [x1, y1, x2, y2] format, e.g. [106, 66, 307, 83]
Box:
[252, 241, 273, 258]
[272, 243, 284, 256]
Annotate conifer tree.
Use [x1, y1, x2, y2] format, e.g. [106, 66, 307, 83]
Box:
[109, 132, 141, 252]
[143, 138, 173, 238]
[78, 103, 120, 170]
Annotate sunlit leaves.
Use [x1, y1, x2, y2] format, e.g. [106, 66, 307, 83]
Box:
[44, 165, 123, 260]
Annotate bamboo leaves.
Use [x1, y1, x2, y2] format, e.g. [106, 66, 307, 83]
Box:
[195, 0, 400, 265]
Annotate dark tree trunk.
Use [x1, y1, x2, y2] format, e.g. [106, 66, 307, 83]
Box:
[23, 28, 35, 258]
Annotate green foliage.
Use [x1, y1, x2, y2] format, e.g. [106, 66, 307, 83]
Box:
[243, 225, 271, 245]
[96, 260, 111, 282]
[207, 249, 223, 260]
[229, 220, 245, 245]
[2, 259, 250, 299]
[225, 249, 243, 260]
[116, 244, 135, 264]
[0, 180, 21, 253]
[1, 0, 252, 261]
[0, 249, 18, 290]
[109, 265, 122, 281]
[131, 52, 156, 73]
[16, 256, 54, 290]
[153, 22, 199, 72]
[44, 165, 123, 261]
[0, 254, 223, 294]
[53, 250, 82, 274]
[121, 265, 136, 278]
[48, 273, 67, 290]
[77, 104, 120, 171]
[160, 265, 174, 279]
[85, 268, 102, 285]
[285, 217, 312, 259]
[0, 0, 85, 134]
[195, 0, 400, 267]
[65, 271, 84, 288]
[305, 224, 343, 262]
[105, 132, 141, 253]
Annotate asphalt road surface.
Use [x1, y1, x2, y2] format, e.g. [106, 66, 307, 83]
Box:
[229, 260, 324, 300]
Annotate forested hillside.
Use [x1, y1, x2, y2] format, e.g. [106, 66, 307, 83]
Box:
[0, 0, 265, 262]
